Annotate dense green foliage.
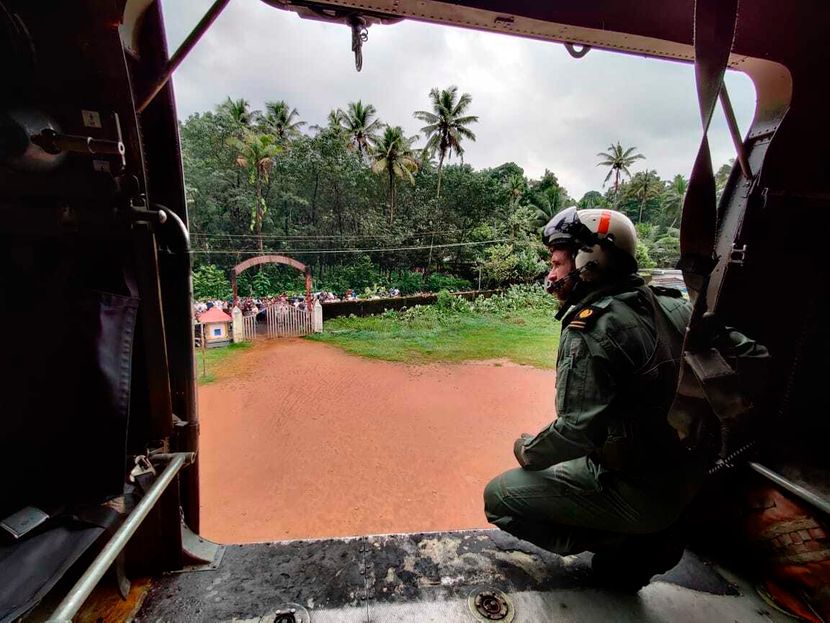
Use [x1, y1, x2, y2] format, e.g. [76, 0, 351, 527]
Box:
[310, 285, 560, 368]
[182, 92, 736, 298]
[192, 264, 233, 300]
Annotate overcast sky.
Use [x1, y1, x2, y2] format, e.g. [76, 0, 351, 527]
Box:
[161, 0, 755, 199]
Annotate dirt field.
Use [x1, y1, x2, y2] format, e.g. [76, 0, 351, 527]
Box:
[198, 339, 556, 544]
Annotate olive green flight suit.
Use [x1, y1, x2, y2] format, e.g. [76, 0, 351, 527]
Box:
[484, 276, 706, 555]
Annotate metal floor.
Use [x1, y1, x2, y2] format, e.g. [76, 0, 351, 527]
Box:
[135, 529, 786, 623]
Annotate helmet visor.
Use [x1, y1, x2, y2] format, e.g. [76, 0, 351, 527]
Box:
[542, 206, 580, 247]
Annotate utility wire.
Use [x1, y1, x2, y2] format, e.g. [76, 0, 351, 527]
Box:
[188, 238, 511, 255]
[190, 230, 455, 240]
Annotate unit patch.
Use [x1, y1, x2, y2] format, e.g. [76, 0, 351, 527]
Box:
[567, 305, 604, 330]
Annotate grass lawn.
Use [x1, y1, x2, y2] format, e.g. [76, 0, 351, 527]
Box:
[194, 342, 252, 384]
[309, 308, 560, 368]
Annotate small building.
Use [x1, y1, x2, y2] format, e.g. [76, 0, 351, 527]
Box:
[197, 307, 233, 348]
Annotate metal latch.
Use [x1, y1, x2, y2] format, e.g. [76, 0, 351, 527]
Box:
[30, 112, 126, 170]
[1, 506, 50, 540]
[729, 243, 747, 266]
[129, 455, 155, 481]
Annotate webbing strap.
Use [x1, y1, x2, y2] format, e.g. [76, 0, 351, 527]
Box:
[679, 0, 740, 305]
[673, 0, 743, 455]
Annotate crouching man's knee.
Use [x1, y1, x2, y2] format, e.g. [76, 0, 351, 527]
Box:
[484, 475, 504, 523]
[483, 473, 510, 524]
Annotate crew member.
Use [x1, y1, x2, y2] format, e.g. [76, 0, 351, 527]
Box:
[483, 207, 704, 589]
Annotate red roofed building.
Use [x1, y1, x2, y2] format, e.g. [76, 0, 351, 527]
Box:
[197, 307, 233, 347]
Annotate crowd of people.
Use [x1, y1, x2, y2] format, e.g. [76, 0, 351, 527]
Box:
[316, 287, 400, 302]
[193, 299, 231, 316]
[193, 288, 404, 319]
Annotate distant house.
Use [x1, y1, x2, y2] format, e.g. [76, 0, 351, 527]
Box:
[197, 307, 233, 348]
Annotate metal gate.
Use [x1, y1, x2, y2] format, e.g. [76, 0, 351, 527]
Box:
[242, 314, 258, 341]
[265, 303, 312, 338]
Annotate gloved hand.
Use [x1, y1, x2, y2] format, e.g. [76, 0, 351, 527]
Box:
[513, 433, 534, 468]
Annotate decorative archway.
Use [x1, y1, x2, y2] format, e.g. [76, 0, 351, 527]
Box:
[231, 254, 312, 310]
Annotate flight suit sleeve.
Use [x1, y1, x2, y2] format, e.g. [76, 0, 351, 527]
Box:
[518, 329, 616, 470]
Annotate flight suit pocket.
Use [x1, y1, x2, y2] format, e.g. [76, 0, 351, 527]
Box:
[552, 457, 603, 495]
[555, 355, 573, 414]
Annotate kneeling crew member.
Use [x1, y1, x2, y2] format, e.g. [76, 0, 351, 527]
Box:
[483, 207, 704, 589]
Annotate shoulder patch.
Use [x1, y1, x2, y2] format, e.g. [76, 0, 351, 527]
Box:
[567, 305, 605, 331]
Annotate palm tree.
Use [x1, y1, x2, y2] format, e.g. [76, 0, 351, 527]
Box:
[531, 185, 571, 231]
[661, 174, 688, 228]
[263, 101, 306, 142]
[325, 109, 343, 131]
[625, 170, 664, 224]
[339, 100, 382, 158]
[229, 132, 281, 250]
[414, 86, 479, 198]
[370, 126, 419, 224]
[220, 97, 255, 129]
[596, 142, 645, 203]
[506, 174, 526, 210]
[308, 109, 343, 137]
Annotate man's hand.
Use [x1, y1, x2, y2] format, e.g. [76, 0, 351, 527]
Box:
[513, 433, 534, 468]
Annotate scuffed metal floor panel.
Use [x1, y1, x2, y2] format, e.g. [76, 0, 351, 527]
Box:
[136, 535, 369, 621]
[134, 530, 786, 622]
[366, 584, 782, 623]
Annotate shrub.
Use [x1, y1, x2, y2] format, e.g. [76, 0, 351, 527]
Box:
[436, 289, 470, 313]
[478, 243, 519, 286]
[471, 284, 556, 314]
[362, 284, 387, 298]
[650, 235, 681, 268]
[392, 271, 424, 295]
[425, 272, 472, 292]
[636, 241, 656, 270]
[515, 247, 548, 282]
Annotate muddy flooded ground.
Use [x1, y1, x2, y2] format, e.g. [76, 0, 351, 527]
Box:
[198, 339, 556, 543]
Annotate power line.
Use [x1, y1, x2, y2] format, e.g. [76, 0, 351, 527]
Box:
[190, 230, 453, 240]
[188, 238, 511, 255]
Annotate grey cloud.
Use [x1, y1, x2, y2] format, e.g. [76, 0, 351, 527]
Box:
[163, 0, 755, 198]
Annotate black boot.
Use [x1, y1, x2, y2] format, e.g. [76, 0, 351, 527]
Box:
[590, 528, 685, 591]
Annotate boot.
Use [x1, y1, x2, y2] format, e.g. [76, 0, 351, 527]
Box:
[590, 527, 685, 591]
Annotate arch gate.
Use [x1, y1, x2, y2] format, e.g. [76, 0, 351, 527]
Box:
[231, 255, 315, 339]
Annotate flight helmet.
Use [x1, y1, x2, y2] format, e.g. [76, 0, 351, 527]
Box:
[542, 207, 638, 281]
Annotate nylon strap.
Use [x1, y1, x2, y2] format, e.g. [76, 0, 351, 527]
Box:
[679, 0, 740, 308]
[674, 0, 743, 459]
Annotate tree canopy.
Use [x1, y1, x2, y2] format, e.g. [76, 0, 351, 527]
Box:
[182, 90, 732, 297]
[414, 86, 478, 198]
[596, 142, 645, 202]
